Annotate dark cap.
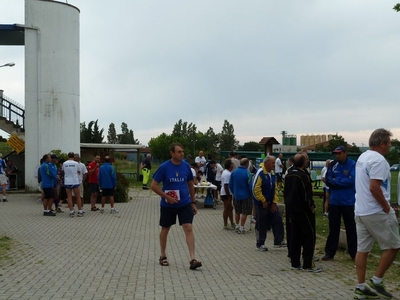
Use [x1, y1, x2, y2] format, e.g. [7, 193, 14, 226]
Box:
[50, 154, 58, 159]
[332, 146, 346, 154]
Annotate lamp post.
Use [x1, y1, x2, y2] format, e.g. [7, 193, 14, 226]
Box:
[0, 62, 15, 68]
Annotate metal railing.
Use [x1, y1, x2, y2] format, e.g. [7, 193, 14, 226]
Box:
[0, 93, 25, 130]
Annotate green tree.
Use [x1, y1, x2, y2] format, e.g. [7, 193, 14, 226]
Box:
[91, 120, 104, 143]
[148, 133, 174, 161]
[394, 3, 400, 11]
[239, 141, 263, 152]
[107, 123, 117, 144]
[204, 127, 219, 159]
[117, 122, 139, 144]
[80, 120, 104, 143]
[386, 148, 399, 166]
[219, 120, 238, 151]
[314, 134, 361, 153]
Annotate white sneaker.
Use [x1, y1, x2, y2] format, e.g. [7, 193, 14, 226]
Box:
[77, 211, 84, 217]
[257, 245, 268, 252]
[110, 208, 119, 214]
[237, 227, 246, 234]
[100, 208, 105, 213]
[69, 211, 75, 217]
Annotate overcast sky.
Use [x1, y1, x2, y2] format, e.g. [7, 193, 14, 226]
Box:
[1, 0, 400, 147]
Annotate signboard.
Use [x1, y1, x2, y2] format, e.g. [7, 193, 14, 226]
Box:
[6, 134, 25, 154]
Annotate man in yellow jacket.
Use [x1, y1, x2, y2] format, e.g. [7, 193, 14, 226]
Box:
[141, 154, 152, 190]
[252, 155, 286, 251]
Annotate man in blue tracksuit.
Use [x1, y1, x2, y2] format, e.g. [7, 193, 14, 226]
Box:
[228, 158, 252, 234]
[98, 156, 118, 213]
[40, 154, 58, 216]
[322, 146, 357, 260]
[252, 156, 285, 251]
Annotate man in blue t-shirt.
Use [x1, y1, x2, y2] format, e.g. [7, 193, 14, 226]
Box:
[151, 143, 202, 270]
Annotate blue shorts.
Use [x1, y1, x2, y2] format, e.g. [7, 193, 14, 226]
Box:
[65, 184, 80, 190]
[159, 204, 194, 228]
[89, 183, 100, 194]
[42, 188, 55, 199]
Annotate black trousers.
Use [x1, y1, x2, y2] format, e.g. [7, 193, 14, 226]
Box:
[285, 208, 291, 258]
[290, 210, 316, 269]
[324, 204, 357, 259]
[255, 203, 284, 247]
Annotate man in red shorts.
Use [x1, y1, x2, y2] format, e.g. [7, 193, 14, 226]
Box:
[87, 155, 100, 211]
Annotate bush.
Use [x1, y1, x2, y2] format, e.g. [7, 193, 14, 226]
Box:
[82, 172, 130, 204]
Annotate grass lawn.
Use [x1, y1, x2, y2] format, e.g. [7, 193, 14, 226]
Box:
[0, 236, 13, 268]
[313, 173, 400, 292]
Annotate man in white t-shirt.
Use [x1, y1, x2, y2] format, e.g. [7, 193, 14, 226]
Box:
[73, 153, 88, 208]
[215, 162, 223, 200]
[275, 153, 284, 191]
[221, 159, 234, 230]
[321, 159, 331, 217]
[195, 151, 207, 173]
[353, 128, 400, 299]
[63, 152, 84, 217]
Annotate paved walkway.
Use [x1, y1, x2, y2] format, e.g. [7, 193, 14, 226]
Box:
[0, 189, 389, 299]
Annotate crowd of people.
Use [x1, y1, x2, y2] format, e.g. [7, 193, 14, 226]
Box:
[150, 128, 400, 300]
[37, 153, 118, 217]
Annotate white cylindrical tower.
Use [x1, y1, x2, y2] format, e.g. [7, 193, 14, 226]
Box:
[25, 0, 80, 191]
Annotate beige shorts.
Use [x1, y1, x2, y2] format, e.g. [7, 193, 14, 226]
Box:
[72, 183, 84, 198]
[0, 174, 8, 185]
[355, 209, 400, 252]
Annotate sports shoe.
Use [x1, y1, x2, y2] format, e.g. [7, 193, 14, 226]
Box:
[302, 262, 323, 273]
[353, 286, 379, 299]
[43, 211, 56, 216]
[321, 255, 334, 261]
[323, 212, 329, 218]
[100, 208, 105, 213]
[366, 279, 392, 299]
[110, 208, 119, 214]
[2, 198, 8, 202]
[56, 207, 64, 213]
[313, 256, 320, 262]
[77, 211, 84, 217]
[91, 207, 99, 211]
[257, 245, 268, 252]
[237, 228, 246, 234]
[251, 217, 256, 224]
[223, 225, 234, 230]
[69, 211, 75, 217]
[274, 242, 287, 248]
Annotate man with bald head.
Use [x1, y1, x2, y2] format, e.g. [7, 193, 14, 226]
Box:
[284, 152, 322, 272]
[229, 158, 253, 234]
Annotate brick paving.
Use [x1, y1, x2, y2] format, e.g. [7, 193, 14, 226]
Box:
[0, 189, 392, 299]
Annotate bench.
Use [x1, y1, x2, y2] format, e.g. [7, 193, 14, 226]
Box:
[121, 172, 137, 179]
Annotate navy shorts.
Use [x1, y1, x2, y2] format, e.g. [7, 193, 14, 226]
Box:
[65, 184, 79, 190]
[159, 204, 194, 228]
[276, 173, 283, 183]
[42, 188, 55, 199]
[215, 180, 221, 191]
[101, 188, 114, 197]
[89, 183, 100, 193]
[59, 187, 67, 200]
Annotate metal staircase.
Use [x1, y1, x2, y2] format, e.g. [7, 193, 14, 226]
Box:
[0, 90, 25, 137]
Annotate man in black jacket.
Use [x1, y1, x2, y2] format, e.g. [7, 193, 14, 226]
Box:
[284, 152, 322, 273]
